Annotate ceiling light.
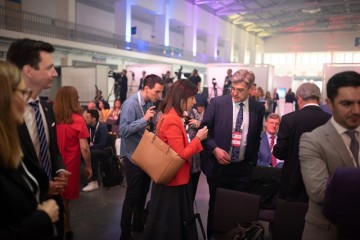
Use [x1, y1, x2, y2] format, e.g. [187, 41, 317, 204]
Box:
[302, 8, 321, 14]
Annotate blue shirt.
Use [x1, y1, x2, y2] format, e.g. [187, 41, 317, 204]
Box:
[119, 92, 148, 161]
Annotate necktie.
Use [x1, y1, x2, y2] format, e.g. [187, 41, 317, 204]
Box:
[231, 102, 244, 161]
[270, 135, 277, 167]
[345, 130, 359, 166]
[29, 101, 52, 179]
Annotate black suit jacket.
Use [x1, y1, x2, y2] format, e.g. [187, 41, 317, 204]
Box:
[200, 95, 265, 178]
[323, 167, 360, 240]
[273, 105, 331, 202]
[17, 100, 65, 238]
[0, 160, 53, 239]
[18, 101, 65, 176]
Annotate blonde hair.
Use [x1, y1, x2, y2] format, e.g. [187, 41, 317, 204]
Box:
[0, 60, 23, 169]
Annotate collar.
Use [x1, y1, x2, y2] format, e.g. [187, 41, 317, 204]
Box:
[266, 132, 277, 139]
[233, 97, 249, 108]
[138, 90, 146, 106]
[302, 103, 320, 108]
[331, 117, 360, 135]
[27, 96, 40, 104]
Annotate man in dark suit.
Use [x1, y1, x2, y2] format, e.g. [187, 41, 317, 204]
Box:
[323, 167, 360, 240]
[82, 109, 110, 192]
[273, 82, 331, 203]
[7, 38, 70, 240]
[200, 69, 265, 238]
[257, 113, 283, 168]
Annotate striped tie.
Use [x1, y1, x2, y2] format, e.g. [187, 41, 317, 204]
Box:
[29, 101, 52, 179]
[231, 102, 244, 161]
[270, 135, 277, 167]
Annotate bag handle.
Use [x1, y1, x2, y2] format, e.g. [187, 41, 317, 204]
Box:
[151, 116, 165, 141]
[151, 116, 172, 155]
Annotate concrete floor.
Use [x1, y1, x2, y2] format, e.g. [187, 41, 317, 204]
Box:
[71, 166, 270, 240]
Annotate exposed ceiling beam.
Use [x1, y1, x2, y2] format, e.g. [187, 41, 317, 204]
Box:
[216, 1, 360, 16]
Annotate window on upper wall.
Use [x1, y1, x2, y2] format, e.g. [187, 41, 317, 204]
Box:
[354, 52, 360, 63]
[318, 52, 332, 64]
[333, 52, 356, 63]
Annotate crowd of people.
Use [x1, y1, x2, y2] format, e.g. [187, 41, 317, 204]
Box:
[0, 37, 359, 240]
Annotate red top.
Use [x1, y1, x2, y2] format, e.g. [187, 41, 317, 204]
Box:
[56, 113, 89, 199]
[157, 108, 203, 186]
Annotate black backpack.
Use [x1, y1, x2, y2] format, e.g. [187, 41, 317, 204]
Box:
[100, 155, 123, 188]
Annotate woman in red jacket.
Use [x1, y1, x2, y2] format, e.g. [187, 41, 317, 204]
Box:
[142, 79, 208, 240]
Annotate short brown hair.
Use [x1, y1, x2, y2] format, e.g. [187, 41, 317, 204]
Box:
[231, 69, 255, 88]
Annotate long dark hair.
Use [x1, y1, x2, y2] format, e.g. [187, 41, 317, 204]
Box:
[160, 79, 197, 116]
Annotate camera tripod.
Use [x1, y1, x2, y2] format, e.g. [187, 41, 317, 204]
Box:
[209, 81, 219, 99]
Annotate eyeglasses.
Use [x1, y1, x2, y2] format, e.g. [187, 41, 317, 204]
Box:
[14, 88, 32, 101]
[231, 86, 248, 94]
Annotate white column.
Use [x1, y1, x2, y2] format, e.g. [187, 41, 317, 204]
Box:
[238, 29, 246, 63]
[56, 0, 75, 22]
[206, 15, 219, 59]
[154, 15, 166, 45]
[224, 24, 235, 62]
[114, 0, 131, 43]
[206, 33, 218, 59]
[153, 0, 170, 46]
[184, 4, 197, 56]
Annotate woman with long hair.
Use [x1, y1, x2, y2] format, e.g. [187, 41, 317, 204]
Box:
[53, 86, 92, 239]
[98, 99, 110, 121]
[142, 79, 208, 240]
[0, 60, 59, 239]
[264, 91, 273, 119]
[107, 98, 121, 121]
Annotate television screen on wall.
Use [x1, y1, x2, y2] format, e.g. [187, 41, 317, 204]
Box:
[277, 88, 286, 98]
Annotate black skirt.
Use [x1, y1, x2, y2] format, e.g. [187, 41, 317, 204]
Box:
[142, 182, 198, 240]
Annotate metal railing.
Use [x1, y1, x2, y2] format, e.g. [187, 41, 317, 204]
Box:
[0, 6, 224, 63]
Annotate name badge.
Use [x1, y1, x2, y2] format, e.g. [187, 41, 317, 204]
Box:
[232, 131, 242, 147]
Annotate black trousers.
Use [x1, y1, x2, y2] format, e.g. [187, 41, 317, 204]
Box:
[120, 157, 151, 235]
[90, 148, 112, 181]
[206, 161, 252, 238]
[190, 171, 201, 203]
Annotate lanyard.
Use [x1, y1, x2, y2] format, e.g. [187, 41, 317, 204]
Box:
[137, 91, 145, 116]
[21, 161, 40, 203]
[89, 122, 99, 143]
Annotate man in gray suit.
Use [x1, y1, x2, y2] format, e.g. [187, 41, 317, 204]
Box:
[299, 71, 360, 240]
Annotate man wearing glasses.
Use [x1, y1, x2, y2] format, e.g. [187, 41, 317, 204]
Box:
[200, 69, 265, 238]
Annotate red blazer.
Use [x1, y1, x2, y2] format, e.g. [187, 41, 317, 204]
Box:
[157, 108, 203, 186]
